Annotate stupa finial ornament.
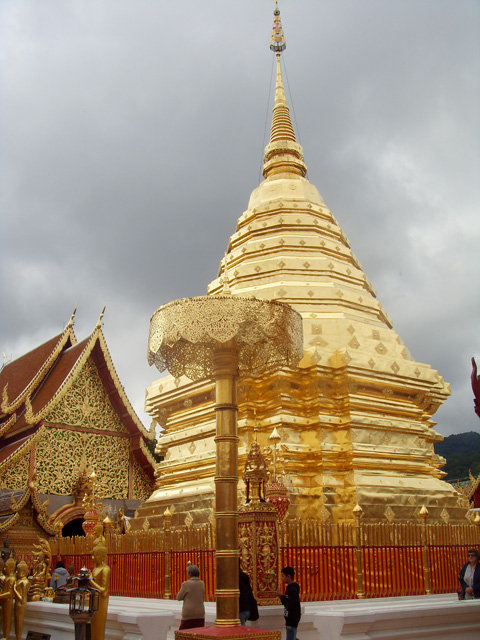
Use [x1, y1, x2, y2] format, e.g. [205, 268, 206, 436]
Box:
[270, 1, 286, 54]
[264, 1, 306, 180]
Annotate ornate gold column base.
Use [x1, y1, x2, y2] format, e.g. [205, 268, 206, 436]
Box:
[239, 503, 279, 605]
[175, 627, 281, 640]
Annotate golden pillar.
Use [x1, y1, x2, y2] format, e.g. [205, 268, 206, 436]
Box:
[148, 295, 302, 626]
[213, 342, 240, 624]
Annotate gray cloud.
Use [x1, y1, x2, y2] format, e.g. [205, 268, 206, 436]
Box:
[1, 0, 479, 437]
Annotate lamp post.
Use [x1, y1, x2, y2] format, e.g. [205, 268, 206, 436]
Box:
[148, 294, 303, 626]
[69, 567, 99, 640]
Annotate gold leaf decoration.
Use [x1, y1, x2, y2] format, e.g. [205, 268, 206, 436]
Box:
[0, 454, 29, 490]
[132, 459, 153, 501]
[46, 358, 128, 433]
[34, 428, 129, 498]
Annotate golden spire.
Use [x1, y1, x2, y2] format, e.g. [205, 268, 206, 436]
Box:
[263, 2, 307, 180]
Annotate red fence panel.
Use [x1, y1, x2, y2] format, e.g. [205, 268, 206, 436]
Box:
[170, 550, 216, 602]
[362, 546, 424, 598]
[429, 545, 467, 594]
[281, 546, 356, 601]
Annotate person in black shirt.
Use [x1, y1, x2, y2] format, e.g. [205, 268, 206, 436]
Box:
[276, 566, 301, 640]
[239, 561, 257, 626]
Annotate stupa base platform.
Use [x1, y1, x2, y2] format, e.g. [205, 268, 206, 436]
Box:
[20, 593, 480, 640]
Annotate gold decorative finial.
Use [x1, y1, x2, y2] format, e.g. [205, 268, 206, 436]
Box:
[419, 505, 429, 518]
[268, 427, 281, 444]
[67, 305, 77, 328]
[353, 504, 363, 516]
[268, 426, 281, 481]
[270, 2, 286, 54]
[96, 303, 106, 329]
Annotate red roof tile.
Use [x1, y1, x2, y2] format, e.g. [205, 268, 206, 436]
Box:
[0, 332, 74, 409]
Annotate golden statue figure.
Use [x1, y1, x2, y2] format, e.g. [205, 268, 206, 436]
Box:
[0, 558, 16, 640]
[93, 523, 106, 548]
[29, 539, 51, 601]
[89, 544, 110, 640]
[115, 507, 126, 534]
[14, 561, 30, 640]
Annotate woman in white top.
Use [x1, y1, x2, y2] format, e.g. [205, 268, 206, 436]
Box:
[459, 549, 480, 599]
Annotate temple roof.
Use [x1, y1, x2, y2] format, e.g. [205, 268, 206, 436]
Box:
[0, 313, 76, 415]
[0, 315, 155, 481]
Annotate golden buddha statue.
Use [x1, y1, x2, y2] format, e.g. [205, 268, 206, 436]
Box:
[93, 522, 106, 549]
[89, 544, 110, 640]
[29, 540, 51, 602]
[14, 560, 30, 640]
[0, 557, 17, 640]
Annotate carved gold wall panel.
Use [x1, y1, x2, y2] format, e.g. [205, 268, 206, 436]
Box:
[46, 358, 128, 433]
[132, 458, 153, 501]
[34, 428, 130, 498]
[0, 453, 29, 491]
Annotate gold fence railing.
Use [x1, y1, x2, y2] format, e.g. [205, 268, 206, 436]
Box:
[46, 517, 480, 601]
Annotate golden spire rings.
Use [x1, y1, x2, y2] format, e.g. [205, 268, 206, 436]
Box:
[270, 2, 286, 53]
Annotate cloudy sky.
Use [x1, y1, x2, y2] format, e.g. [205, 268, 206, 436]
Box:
[1, 0, 479, 439]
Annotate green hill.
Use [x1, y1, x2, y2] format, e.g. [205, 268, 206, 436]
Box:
[435, 431, 480, 481]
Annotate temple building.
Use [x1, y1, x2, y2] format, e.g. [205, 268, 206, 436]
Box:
[134, 6, 470, 528]
[0, 310, 155, 550]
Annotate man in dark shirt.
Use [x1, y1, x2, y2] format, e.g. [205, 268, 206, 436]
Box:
[276, 566, 301, 640]
[239, 562, 257, 626]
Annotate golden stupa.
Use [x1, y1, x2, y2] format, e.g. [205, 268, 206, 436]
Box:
[133, 5, 469, 529]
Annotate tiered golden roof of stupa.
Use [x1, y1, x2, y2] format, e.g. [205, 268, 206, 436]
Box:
[136, 4, 470, 528]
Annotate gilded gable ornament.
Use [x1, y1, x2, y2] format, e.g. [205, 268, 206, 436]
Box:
[46, 359, 128, 433]
[34, 428, 129, 498]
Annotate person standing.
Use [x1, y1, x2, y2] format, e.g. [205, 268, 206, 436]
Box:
[177, 564, 205, 630]
[49, 561, 69, 591]
[239, 562, 257, 626]
[276, 566, 301, 640]
[459, 548, 480, 599]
